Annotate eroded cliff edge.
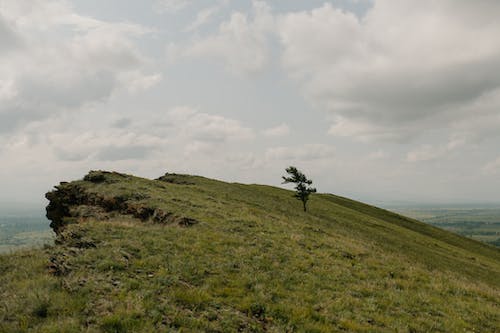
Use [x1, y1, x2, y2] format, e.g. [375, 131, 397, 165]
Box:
[45, 170, 198, 235]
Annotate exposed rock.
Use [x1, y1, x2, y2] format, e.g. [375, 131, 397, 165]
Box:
[177, 217, 199, 227]
[157, 173, 195, 185]
[48, 254, 70, 276]
[55, 229, 97, 249]
[45, 170, 200, 236]
[83, 170, 128, 184]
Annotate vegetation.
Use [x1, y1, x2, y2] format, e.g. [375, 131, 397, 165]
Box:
[392, 207, 500, 247]
[282, 166, 316, 212]
[0, 170, 499, 332]
[0, 216, 54, 253]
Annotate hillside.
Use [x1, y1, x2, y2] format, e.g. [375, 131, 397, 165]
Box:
[1, 170, 499, 332]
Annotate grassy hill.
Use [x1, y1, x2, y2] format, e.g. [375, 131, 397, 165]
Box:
[1, 170, 499, 332]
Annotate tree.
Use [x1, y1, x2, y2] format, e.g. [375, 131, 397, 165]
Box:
[282, 166, 317, 212]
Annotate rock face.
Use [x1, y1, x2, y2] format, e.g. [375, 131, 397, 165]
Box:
[45, 170, 199, 235]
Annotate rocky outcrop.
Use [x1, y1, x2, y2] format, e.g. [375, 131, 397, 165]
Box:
[45, 170, 199, 235]
[156, 173, 195, 185]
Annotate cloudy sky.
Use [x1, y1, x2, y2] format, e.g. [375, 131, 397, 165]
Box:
[1, 0, 500, 207]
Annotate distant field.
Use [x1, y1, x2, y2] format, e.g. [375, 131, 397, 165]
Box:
[0, 216, 54, 253]
[390, 207, 500, 247]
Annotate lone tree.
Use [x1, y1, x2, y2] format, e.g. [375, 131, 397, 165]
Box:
[282, 166, 317, 212]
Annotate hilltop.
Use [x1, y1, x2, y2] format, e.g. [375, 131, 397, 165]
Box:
[1, 170, 499, 332]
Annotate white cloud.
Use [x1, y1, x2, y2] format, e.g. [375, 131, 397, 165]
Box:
[406, 138, 465, 163]
[185, 7, 218, 32]
[266, 144, 334, 161]
[0, 14, 19, 53]
[483, 157, 500, 175]
[276, 1, 500, 142]
[0, 104, 255, 167]
[263, 123, 290, 137]
[367, 150, 387, 160]
[406, 145, 445, 163]
[154, 0, 191, 13]
[165, 106, 255, 143]
[0, 0, 159, 134]
[168, 1, 275, 74]
[118, 71, 162, 93]
[0, 79, 17, 101]
[328, 116, 415, 143]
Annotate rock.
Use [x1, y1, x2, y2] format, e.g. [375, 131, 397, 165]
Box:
[156, 173, 195, 185]
[45, 170, 201, 236]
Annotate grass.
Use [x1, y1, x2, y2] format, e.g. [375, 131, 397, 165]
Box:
[1, 171, 499, 332]
[392, 207, 500, 247]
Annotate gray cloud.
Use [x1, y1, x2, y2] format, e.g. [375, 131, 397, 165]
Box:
[266, 144, 335, 161]
[95, 145, 155, 161]
[276, 1, 500, 142]
[0, 1, 158, 135]
[167, 1, 274, 74]
[112, 118, 133, 129]
[0, 15, 19, 54]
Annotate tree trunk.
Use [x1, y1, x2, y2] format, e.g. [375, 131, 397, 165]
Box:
[303, 200, 307, 212]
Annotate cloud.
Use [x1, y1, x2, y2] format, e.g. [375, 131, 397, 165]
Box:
[154, 0, 191, 13]
[367, 150, 387, 160]
[449, 88, 500, 144]
[483, 157, 500, 175]
[406, 145, 446, 163]
[168, 1, 275, 74]
[165, 107, 254, 143]
[263, 123, 290, 137]
[0, 14, 19, 54]
[29, 106, 255, 163]
[118, 71, 162, 93]
[406, 138, 465, 163]
[276, 1, 500, 142]
[328, 116, 416, 143]
[185, 7, 218, 32]
[266, 144, 334, 161]
[0, 0, 158, 134]
[50, 128, 169, 162]
[94, 146, 156, 161]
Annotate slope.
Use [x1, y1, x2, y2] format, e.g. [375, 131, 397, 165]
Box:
[0, 170, 499, 332]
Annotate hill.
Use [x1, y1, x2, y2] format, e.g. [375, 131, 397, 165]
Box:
[1, 170, 499, 332]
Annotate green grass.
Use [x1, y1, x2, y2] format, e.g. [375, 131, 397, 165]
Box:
[391, 207, 500, 247]
[1, 171, 499, 332]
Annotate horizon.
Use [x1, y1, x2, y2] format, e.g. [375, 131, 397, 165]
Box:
[1, 0, 500, 206]
[1, 170, 500, 216]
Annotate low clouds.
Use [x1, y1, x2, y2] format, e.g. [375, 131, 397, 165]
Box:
[154, 0, 191, 13]
[165, 107, 254, 143]
[52, 129, 168, 162]
[2, 0, 500, 204]
[185, 7, 219, 32]
[483, 157, 500, 175]
[0, 14, 18, 53]
[0, 0, 160, 134]
[167, 1, 274, 74]
[276, 1, 500, 142]
[20, 106, 254, 164]
[263, 123, 290, 137]
[169, 1, 500, 145]
[266, 144, 334, 161]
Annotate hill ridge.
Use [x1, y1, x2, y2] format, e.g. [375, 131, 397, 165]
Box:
[1, 170, 498, 332]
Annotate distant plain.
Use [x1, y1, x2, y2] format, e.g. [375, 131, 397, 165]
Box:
[389, 206, 500, 247]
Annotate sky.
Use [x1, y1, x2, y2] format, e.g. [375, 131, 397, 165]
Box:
[1, 0, 500, 208]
